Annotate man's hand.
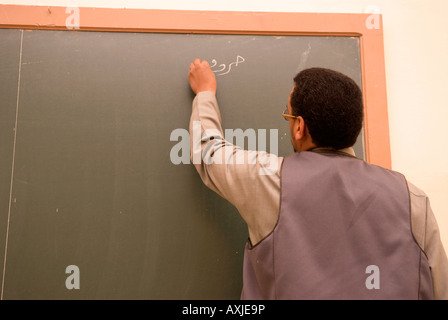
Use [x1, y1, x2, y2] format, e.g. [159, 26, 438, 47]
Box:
[188, 59, 217, 95]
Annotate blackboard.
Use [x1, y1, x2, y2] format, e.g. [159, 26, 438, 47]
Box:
[0, 28, 364, 299]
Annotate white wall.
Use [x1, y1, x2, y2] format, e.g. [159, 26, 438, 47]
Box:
[2, 0, 448, 249]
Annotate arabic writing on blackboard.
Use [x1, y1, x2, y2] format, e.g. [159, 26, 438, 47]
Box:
[211, 55, 245, 76]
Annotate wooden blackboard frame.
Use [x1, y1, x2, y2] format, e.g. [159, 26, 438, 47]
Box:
[0, 4, 391, 168]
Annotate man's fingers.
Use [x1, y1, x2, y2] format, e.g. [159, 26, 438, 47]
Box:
[202, 60, 210, 68]
[190, 59, 203, 72]
[191, 59, 211, 69]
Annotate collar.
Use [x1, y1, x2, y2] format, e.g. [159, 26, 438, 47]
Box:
[309, 147, 358, 159]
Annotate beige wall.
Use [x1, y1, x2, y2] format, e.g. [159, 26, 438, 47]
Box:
[3, 0, 448, 249]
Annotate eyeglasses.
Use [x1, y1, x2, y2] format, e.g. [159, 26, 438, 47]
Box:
[282, 107, 299, 121]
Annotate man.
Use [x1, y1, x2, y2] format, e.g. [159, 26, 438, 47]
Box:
[188, 58, 448, 299]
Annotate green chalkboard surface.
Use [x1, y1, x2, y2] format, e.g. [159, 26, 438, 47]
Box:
[0, 29, 363, 299]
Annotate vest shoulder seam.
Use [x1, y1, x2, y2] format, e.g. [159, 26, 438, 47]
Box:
[246, 157, 285, 250]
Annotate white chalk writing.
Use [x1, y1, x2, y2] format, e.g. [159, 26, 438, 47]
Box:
[211, 55, 245, 76]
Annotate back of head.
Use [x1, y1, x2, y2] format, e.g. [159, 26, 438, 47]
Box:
[290, 68, 364, 150]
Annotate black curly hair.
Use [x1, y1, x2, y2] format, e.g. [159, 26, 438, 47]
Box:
[291, 68, 364, 150]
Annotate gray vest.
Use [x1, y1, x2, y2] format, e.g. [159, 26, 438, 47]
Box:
[241, 150, 434, 299]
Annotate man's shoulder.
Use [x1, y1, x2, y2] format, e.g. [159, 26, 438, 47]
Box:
[406, 180, 428, 198]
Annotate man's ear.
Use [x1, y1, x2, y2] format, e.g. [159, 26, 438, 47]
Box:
[294, 116, 306, 141]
